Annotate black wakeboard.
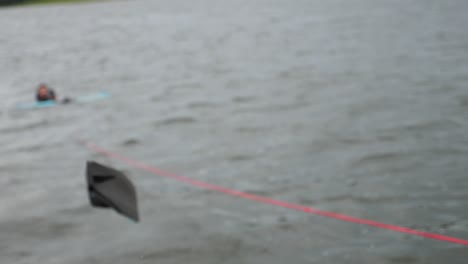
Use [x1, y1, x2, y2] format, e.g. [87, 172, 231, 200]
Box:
[86, 161, 139, 222]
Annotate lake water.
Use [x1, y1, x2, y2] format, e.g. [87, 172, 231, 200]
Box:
[1, 0, 468, 263]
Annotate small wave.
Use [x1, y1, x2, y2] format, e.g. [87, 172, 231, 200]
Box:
[122, 138, 140, 146]
[336, 137, 371, 145]
[0, 120, 49, 135]
[277, 65, 316, 80]
[353, 152, 401, 165]
[138, 236, 249, 260]
[234, 101, 309, 114]
[7, 142, 62, 155]
[0, 217, 80, 240]
[0, 162, 25, 172]
[243, 189, 270, 196]
[151, 95, 167, 102]
[6, 250, 33, 259]
[278, 221, 298, 232]
[16, 144, 47, 153]
[59, 205, 93, 216]
[297, 197, 315, 206]
[398, 119, 461, 132]
[458, 95, 468, 108]
[376, 134, 398, 142]
[232, 96, 256, 103]
[387, 256, 419, 263]
[430, 147, 465, 156]
[154, 116, 196, 127]
[165, 81, 202, 90]
[335, 134, 395, 145]
[320, 194, 406, 204]
[227, 154, 254, 162]
[350, 151, 423, 173]
[242, 184, 313, 198]
[295, 49, 313, 58]
[187, 101, 218, 109]
[373, 119, 462, 142]
[237, 126, 268, 133]
[141, 247, 194, 260]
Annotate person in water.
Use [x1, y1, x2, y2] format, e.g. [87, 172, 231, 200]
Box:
[36, 83, 56, 102]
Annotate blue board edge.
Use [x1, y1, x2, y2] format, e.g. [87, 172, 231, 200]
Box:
[15, 92, 111, 110]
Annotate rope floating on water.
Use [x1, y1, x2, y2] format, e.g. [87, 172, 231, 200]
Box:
[83, 141, 468, 246]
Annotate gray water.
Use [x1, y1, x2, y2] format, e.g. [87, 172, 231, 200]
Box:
[1, 0, 468, 263]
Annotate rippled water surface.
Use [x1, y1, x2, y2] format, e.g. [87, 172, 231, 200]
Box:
[1, 0, 468, 263]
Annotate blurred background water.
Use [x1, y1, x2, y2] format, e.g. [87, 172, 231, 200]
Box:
[1, 0, 468, 263]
